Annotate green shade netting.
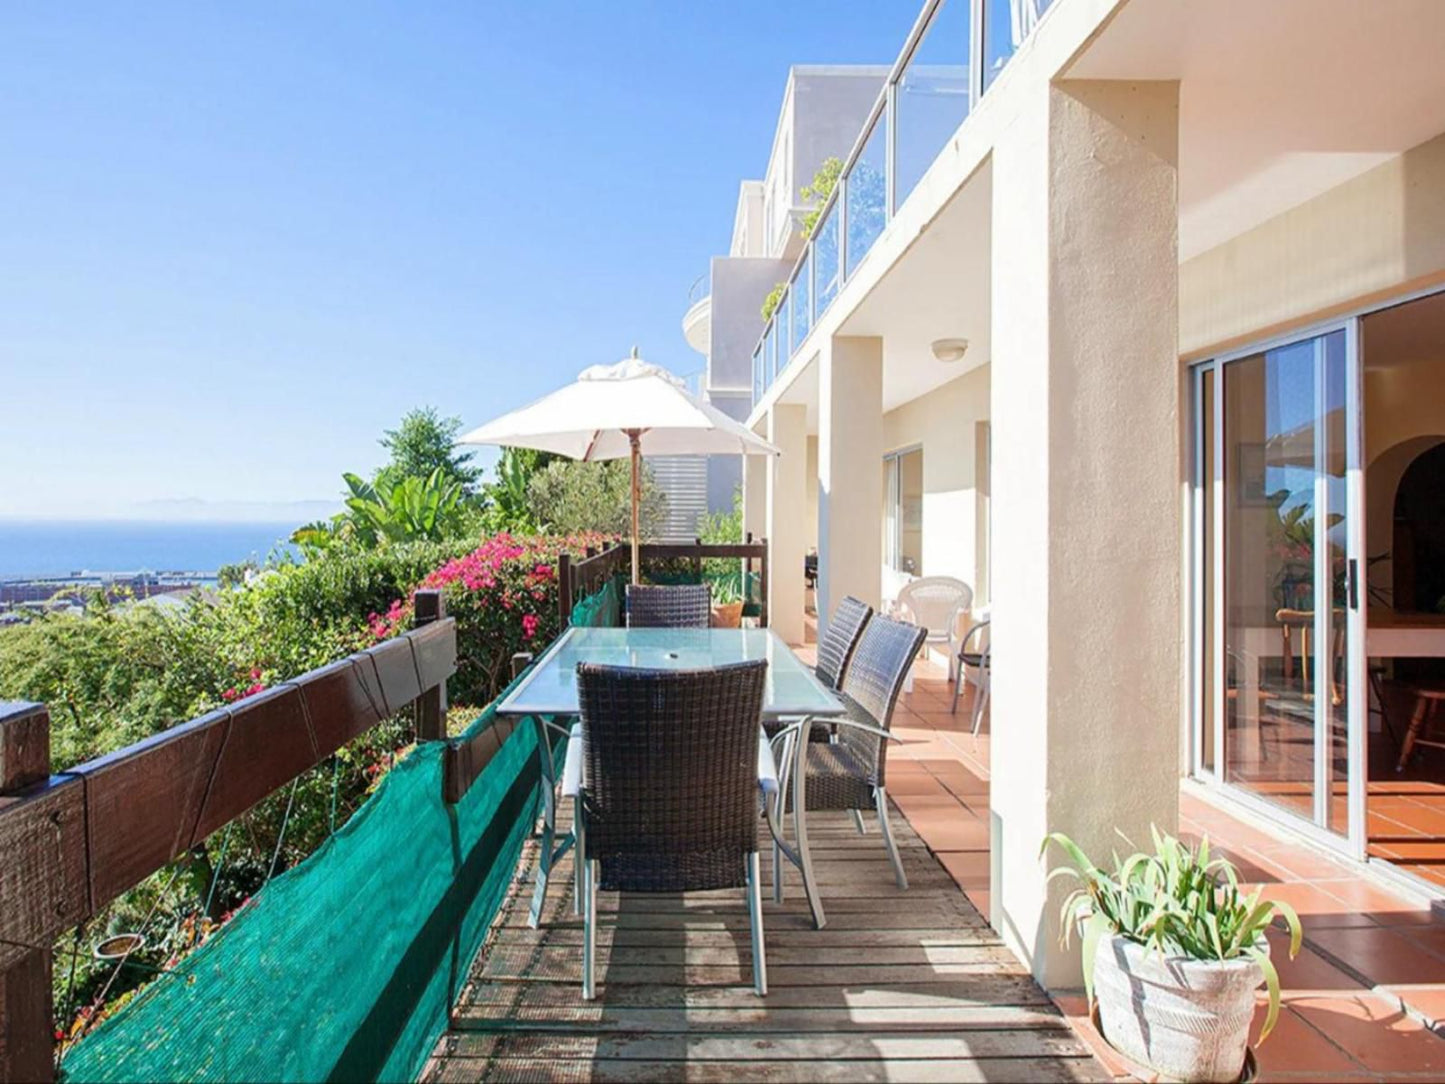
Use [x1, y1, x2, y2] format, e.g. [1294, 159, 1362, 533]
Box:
[63, 684, 556, 1083]
[569, 574, 620, 628]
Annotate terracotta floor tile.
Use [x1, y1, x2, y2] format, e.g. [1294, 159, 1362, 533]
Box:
[1244, 881, 1381, 928]
[1289, 993, 1445, 1074]
[1249, 1005, 1366, 1077]
[1312, 878, 1439, 926]
[1305, 925, 1445, 986]
[1384, 984, 1445, 1026]
[1265, 929, 1369, 992]
[937, 850, 989, 890]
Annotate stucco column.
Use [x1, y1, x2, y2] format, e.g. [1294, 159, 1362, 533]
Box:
[742, 450, 767, 543]
[766, 404, 808, 645]
[989, 80, 1181, 987]
[817, 336, 884, 635]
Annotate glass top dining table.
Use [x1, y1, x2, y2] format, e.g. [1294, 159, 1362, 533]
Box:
[496, 626, 845, 719]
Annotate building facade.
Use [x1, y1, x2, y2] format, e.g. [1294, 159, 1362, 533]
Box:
[728, 0, 1445, 986]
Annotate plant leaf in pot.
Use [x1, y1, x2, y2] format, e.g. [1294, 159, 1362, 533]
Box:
[1041, 826, 1302, 1083]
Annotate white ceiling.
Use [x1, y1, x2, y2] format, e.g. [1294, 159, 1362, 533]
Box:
[1068, 0, 1445, 260]
[839, 162, 992, 413]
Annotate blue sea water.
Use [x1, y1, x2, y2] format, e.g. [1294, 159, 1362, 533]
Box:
[0, 520, 299, 578]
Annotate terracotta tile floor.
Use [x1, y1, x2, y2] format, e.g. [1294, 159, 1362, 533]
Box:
[792, 629, 1445, 1082]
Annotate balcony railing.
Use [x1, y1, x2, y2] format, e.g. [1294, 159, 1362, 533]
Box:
[749, 0, 1053, 409]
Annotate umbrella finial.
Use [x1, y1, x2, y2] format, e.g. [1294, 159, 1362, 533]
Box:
[630, 345, 639, 359]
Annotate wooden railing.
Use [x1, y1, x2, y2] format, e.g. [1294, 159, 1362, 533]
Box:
[0, 591, 459, 1082]
[556, 536, 771, 628]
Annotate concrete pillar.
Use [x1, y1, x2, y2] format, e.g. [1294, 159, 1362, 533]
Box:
[989, 80, 1181, 987]
[742, 451, 767, 543]
[766, 404, 808, 645]
[817, 336, 884, 633]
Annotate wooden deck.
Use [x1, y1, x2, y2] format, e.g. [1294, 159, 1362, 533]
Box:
[424, 804, 1107, 1082]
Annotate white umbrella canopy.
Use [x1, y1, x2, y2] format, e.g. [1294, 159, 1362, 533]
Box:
[459, 350, 778, 583]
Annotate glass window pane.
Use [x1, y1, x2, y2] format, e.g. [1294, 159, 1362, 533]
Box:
[790, 251, 811, 354]
[766, 319, 778, 383]
[895, 0, 972, 213]
[1221, 333, 1348, 827]
[845, 116, 888, 280]
[984, 0, 1052, 93]
[813, 206, 841, 314]
[752, 344, 763, 405]
[900, 449, 924, 575]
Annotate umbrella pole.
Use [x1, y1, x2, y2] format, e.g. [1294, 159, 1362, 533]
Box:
[629, 430, 641, 585]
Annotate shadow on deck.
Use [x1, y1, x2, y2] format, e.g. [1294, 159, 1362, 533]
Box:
[423, 805, 1105, 1082]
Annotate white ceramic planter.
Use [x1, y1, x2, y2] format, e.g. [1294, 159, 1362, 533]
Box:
[1093, 933, 1261, 1083]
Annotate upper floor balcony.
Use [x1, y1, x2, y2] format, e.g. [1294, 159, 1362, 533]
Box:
[750, 0, 1053, 410]
[682, 272, 711, 356]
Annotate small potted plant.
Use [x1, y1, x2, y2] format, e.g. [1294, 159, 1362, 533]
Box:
[709, 573, 744, 628]
[1042, 828, 1302, 1083]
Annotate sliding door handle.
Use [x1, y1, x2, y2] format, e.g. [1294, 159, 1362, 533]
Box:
[1347, 558, 1360, 611]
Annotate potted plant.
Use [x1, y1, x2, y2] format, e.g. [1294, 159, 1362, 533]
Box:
[709, 573, 744, 628]
[1042, 828, 1302, 1083]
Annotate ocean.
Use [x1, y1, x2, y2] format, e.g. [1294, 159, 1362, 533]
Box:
[0, 520, 300, 579]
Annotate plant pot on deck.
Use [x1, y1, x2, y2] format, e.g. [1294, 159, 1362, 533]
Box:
[1094, 933, 1261, 1083]
[711, 601, 744, 628]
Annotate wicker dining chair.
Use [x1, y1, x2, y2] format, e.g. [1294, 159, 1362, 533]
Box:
[774, 614, 926, 897]
[625, 583, 712, 628]
[565, 659, 774, 1000]
[764, 594, 873, 744]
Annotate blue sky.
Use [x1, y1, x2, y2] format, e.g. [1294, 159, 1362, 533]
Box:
[0, 2, 916, 519]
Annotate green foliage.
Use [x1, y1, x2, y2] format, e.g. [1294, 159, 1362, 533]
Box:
[800, 156, 843, 237]
[481, 448, 544, 534]
[379, 406, 481, 491]
[1041, 827, 1303, 1044]
[526, 459, 667, 538]
[761, 282, 786, 322]
[699, 487, 745, 603]
[343, 468, 468, 544]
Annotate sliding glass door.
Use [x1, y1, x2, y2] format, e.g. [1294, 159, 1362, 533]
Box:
[1194, 324, 1365, 853]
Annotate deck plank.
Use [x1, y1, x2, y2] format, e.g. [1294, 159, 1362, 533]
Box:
[423, 804, 1103, 1082]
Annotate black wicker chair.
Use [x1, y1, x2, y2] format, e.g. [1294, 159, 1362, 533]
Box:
[564, 659, 773, 999]
[625, 583, 712, 628]
[764, 594, 873, 744]
[773, 614, 926, 902]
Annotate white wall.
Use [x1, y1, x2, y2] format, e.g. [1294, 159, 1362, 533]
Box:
[881, 366, 991, 597]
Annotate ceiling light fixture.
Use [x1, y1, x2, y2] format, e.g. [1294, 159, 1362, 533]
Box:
[930, 338, 969, 363]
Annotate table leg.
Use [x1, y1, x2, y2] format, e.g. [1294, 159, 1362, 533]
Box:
[789, 728, 826, 930]
[529, 717, 558, 928]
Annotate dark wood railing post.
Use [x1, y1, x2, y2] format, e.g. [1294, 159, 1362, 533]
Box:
[0, 701, 56, 1084]
[692, 538, 703, 583]
[412, 591, 447, 741]
[759, 537, 770, 629]
[557, 553, 573, 628]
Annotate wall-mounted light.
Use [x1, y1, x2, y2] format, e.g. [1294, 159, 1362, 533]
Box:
[930, 338, 970, 363]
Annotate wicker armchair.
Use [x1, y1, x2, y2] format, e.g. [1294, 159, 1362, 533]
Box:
[564, 660, 774, 1000]
[625, 583, 712, 628]
[773, 614, 926, 900]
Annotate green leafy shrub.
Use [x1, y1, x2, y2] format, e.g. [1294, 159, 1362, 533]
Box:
[1041, 827, 1303, 1042]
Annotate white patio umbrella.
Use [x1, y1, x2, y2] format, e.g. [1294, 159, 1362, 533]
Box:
[458, 349, 779, 583]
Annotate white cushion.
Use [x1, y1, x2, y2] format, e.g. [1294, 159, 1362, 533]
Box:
[757, 732, 779, 796]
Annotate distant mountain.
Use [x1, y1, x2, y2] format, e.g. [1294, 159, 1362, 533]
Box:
[127, 498, 344, 524]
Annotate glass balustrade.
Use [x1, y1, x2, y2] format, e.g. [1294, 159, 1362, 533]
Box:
[790, 250, 812, 353]
[747, 0, 1050, 408]
[844, 115, 888, 280]
[895, 0, 972, 213]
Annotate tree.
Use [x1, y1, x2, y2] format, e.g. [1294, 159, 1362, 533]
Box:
[479, 448, 553, 534]
[527, 460, 667, 538]
[800, 156, 843, 238]
[761, 282, 786, 321]
[378, 407, 482, 492]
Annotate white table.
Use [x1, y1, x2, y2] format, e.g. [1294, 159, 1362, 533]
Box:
[497, 626, 845, 927]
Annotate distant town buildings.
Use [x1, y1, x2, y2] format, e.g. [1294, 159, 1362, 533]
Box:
[0, 570, 212, 623]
